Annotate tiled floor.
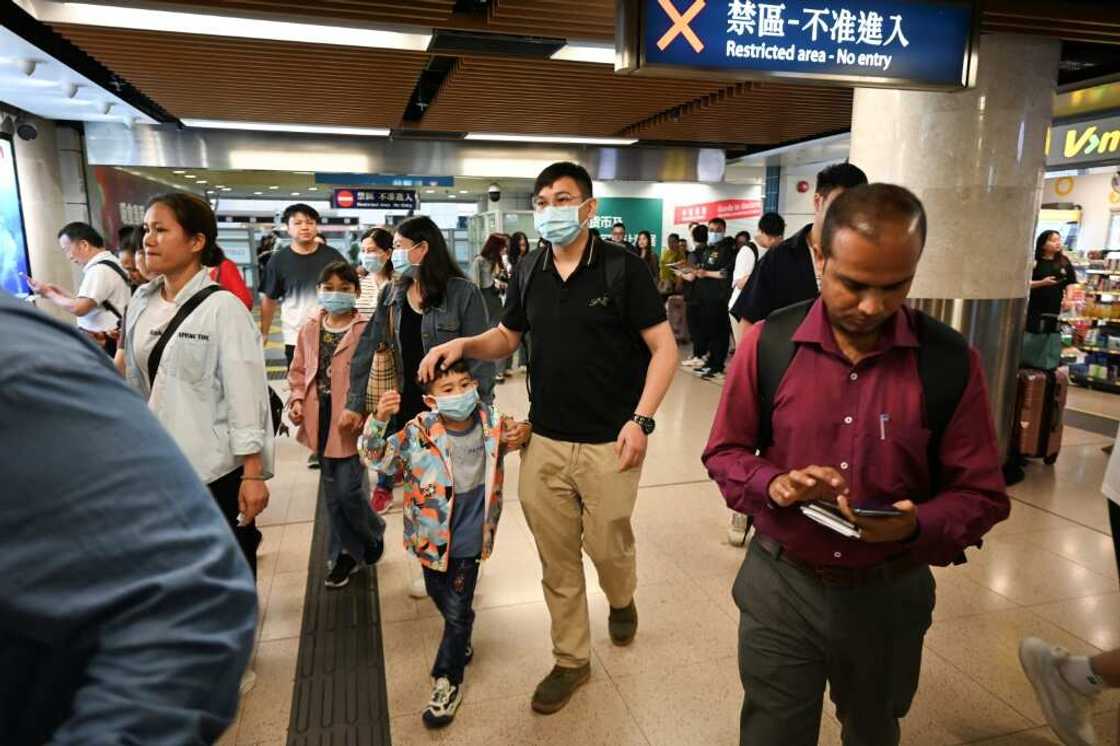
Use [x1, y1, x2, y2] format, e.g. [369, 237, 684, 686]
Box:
[217, 366, 1120, 746]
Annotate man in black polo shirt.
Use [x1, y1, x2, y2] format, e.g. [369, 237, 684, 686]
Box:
[418, 161, 677, 716]
[730, 163, 867, 336]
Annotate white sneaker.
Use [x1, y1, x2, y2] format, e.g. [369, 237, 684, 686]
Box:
[681, 356, 705, 368]
[728, 512, 750, 547]
[409, 576, 428, 599]
[1019, 638, 1097, 746]
[421, 676, 462, 728]
[239, 668, 257, 696]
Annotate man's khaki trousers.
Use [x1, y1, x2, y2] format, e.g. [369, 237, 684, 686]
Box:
[519, 433, 642, 668]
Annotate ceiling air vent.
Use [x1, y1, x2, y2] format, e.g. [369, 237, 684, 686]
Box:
[427, 29, 565, 59]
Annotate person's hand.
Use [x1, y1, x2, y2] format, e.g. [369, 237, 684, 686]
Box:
[502, 421, 532, 450]
[418, 339, 467, 384]
[1042, 276, 1059, 286]
[836, 497, 919, 543]
[238, 478, 270, 522]
[26, 276, 43, 293]
[106, 327, 121, 341]
[681, 272, 696, 283]
[768, 466, 849, 507]
[615, 420, 648, 471]
[289, 399, 304, 425]
[375, 390, 401, 422]
[338, 409, 365, 437]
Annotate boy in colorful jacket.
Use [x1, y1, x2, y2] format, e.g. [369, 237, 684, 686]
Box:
[358, 359, 530, 729]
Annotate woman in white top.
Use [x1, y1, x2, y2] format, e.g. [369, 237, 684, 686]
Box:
[357, 227, 395, 316]
[123, 193, 273, 581]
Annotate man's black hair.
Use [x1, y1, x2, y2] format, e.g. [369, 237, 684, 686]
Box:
[282, 203, 321, 224]
[533, 161, 594, 200]
[820, 183, 927, 258]
[708, 217, 727, 230]
[691, 224, 709, 244]
[318, 259, 360, 289]
[816, 162, 869, 198]
[758, 212, 786, 237]
[423, 359, 473, 393]
[735, 230, 751, 242]
[612, 222, 626, 230]
[58, 222, 105, 248]
[668, 232, 680, 241]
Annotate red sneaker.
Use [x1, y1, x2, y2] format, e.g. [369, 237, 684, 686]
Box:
[371, 487, 393, 514]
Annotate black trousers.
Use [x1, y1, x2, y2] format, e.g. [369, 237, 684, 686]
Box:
[207, 466, 263, 578]
[686, 302, 707, 358]
[1110, 499, 1120, 584]
[700, 300, 732, 372]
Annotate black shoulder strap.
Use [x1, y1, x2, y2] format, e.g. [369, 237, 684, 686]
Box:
[755, 299, 815, 452]
[147, 286, 225, 385]
[914, 310, 971, 496]
[517, 247, 547, 312]
[602, 241, 629, 325]
[91, 260, 131, 319]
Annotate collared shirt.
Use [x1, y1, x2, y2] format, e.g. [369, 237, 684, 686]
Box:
[502, 235, 666, 443]
[0, 291, 256, 744]
[124, 269, 274, 484]
[730, 224, 818, 323]
[694, 238, 736, 305]
[76, 250, 131, 332]
[703, 299, 1010, 568]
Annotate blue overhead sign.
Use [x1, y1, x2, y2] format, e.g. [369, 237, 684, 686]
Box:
[623, 0, 976, 89]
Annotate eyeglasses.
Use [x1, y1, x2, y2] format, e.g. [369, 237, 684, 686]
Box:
[533, 193, 585, 212]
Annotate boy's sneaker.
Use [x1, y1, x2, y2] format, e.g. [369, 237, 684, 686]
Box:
[692, 366, 714, 378]
[239, 668, 257, 696]
[371, 487, 393, 514]
[307, 453, 320, 470]
[324, 554, 358, 589]
[364, 539, 384, 566]
[532, 664, 591, 714]
[702, 370, 725, 383]
[422, 677, 462, 728]
[409, 576, 428, 599]
[1019, 637, 1098, 746]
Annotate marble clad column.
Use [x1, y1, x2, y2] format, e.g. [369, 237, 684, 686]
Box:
[849, 33, 1061, 457]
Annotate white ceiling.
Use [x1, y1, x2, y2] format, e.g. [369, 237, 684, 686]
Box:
[0, 24, 156, 126]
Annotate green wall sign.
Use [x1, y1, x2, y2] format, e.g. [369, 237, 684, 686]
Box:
[590, 197, 664, 253]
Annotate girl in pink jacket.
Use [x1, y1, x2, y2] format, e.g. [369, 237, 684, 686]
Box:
[288, 260, 385, 588]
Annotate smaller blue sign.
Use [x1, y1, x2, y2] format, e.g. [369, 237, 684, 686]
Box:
[640, 0, 974, 88]
[316, 173, 454, 187]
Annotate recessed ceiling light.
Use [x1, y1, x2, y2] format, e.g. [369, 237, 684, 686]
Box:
[268, 185, 279, 189]
[551, 43, 614, 65]
[291, 192, 300, 196]
[447, 194, 456, 198]
[32, 4, 432, 52]
[172, 170, 186, 174]
[254, 191, 263, 195]
[308, 187, 318, 191]
[459, 190, 469, 194]
[425, 189, 435, 194]
[179, 119, 391, 137]
[183, 174, 196, 179]
[214, 184, 225, 188]
[196, 180, 208, 184]
[464, 132, 637, 146]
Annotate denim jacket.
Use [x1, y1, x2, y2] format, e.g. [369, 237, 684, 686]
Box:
[346, 276, 495, 414]
[123, 269, 275, 484]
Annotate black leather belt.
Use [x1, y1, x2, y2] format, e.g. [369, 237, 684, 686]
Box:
[753, 533, 920, 588]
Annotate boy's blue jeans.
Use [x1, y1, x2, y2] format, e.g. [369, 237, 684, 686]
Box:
[424, 557, 481, 685]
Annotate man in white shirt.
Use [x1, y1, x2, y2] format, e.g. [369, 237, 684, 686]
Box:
[29, 222, 131, 356]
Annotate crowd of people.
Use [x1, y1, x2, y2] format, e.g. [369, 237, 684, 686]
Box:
[6, 158, 1120, 746]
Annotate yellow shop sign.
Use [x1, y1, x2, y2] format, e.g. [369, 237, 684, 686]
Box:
[1048, 114, 1120, 166]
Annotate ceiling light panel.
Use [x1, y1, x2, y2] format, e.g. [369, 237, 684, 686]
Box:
[0, 25, 156, 124]
[465, 132, 637, 146]
[32, 2, 432, 52]
[551, 44, 615, 65]
[180, 119, 391, 137]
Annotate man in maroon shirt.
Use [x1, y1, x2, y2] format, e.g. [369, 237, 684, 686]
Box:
[703, 184, 1010, 745]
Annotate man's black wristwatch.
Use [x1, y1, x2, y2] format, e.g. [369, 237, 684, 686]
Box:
[631, 414, 656, 435]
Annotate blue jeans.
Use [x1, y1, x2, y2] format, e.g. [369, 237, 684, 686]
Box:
[318, 394, 385, 562]
[424, 557, 480, 685]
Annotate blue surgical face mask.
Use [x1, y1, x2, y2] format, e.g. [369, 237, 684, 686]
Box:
[318, 290, 356, 314]
[709, 231, 725, 243]
[361, 254, 385, 273]
[534, 200, 590, 248]
[434, 387, 479, 421]
[391, 248, 412, 270]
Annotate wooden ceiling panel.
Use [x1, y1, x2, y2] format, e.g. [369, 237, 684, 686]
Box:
[50, 25, 428, 127]
[124, 0, 457, 27]
[486, 0, 615, 41]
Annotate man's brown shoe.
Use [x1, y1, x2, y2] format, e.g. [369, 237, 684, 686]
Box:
[531, 664, 591, 714]
[609, 601, 638, 646]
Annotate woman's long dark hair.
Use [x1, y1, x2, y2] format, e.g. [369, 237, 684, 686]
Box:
[636, 230, 653, 256]
[366, 226, 394, 277]
[509, 231, 529, 267]
[1035, 230, 1062, 262]
[480, 233, 507, 268]
[396, 215, 464, 309]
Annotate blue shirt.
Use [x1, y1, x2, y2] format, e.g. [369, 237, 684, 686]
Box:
[0, 292, 258, 744]
[447, 417, 486, 558]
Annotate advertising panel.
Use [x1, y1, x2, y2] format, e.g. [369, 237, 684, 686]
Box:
[0, 135, 31, 296]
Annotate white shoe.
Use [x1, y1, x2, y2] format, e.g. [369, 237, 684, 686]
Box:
[239, 668, 257, 696]
[421, 676, 462, 728]
[728, 512, 749, 547]
[681, 356, 705, 368]
[1019, 638, 1097, 746]
[409, 576, 428, 599]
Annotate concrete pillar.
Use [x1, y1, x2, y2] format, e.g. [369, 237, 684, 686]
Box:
[849, 34, 1061, 456]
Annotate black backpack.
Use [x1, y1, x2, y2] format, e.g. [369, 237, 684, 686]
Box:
[756, 299, 971, 506]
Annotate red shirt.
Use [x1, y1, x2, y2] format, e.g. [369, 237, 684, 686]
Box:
[210, 259, 253, 310]
[702, 299, 1009, 568]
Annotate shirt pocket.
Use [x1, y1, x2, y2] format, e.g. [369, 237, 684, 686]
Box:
[433, 311, 462, 343]
[167, 336, 213, 386]
[858, 424, 931, 502]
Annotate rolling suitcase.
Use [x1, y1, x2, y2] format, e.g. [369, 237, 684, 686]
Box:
[1016, 368, 1068, 465]
[666, 294, 690, 344]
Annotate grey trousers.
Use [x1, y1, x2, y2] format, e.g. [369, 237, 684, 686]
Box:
[734, 540, 935, 746]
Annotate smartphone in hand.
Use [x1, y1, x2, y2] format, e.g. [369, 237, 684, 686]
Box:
[851, 505, 904, 518]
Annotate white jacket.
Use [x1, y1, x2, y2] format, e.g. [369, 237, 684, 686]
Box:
[124, 268, 274, 484]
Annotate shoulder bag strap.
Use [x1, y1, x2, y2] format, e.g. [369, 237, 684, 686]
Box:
[755, 299, 815, 453]
[91, 260, 131, 319]
[147, 286, 226, 385]
[914, 311, 971, 495]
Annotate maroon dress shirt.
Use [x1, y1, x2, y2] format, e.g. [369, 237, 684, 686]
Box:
[703, 299, 1010, 568]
